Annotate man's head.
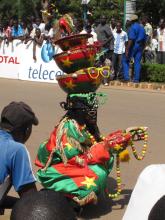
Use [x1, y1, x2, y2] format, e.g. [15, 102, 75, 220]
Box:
[159, 19, 165, 29]
[0, 101, 38, 143]
[13, 19, 19, 28]
[110, 18, 116, 29]
[35, 28, 41, 37]
[85, 24, 92, 34]
[116, 21, 122, 33]
[10, 190, 77, 220]
[130, 14, 138, 23]
[100, 15, 107, 25]
[141, 16, 149, 26]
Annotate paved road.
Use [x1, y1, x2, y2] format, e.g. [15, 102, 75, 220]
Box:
[0, 79, 165, 220]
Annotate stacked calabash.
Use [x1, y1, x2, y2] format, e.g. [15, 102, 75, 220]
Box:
[54, 33, 106, 94]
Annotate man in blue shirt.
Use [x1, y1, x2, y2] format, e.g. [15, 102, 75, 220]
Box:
[0, 101, 38, 212]
[11, 19, 24, 39]
[122, 15, 146, 83]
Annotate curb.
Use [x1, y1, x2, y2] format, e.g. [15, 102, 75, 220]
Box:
[104, 81, 165, 92]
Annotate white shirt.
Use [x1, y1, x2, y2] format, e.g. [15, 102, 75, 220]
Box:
[123, 164, 165, 220]
[113, 30, 128, 54]
[157, 28, 165, 52]
[151, 38, 158, 51]
[80, 30, 98, 45]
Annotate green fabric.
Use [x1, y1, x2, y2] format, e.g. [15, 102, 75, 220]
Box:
[65, 120, 86, 143]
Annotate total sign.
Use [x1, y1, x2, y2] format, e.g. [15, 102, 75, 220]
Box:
[0, 40, 21, 79]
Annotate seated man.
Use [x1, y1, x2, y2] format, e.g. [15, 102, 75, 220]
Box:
[10, 190, 77, 220]
[0, 101, 39, 213]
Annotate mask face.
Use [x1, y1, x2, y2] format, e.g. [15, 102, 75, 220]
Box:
[80, 108, 97, 125]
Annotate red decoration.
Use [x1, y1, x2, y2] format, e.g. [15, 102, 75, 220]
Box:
[55, 33, 92, 51]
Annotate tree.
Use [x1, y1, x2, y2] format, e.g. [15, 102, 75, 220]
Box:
[137, 0, 165, 26]
[0, 0, 124, 24]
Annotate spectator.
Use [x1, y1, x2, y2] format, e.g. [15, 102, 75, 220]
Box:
[0, 23, 5, 40]
[141, 16, 153, 63]
[11, 19, 25, 40]
[80, 24, 98, 45]
[30, 17, 45, 38]
[151, 29, 158, 63]
[122, 15, 146, 83]
[33, 28, 44, 61]
[157, 19, 165, 64]
[95, 15, 114, 85]
[112, 21, 128, 80]
[125, 20, 131, 32]
[3, 19, 13, 42]
[110, 17, 116, 33]
[0, 101, 38, 213]
[10, 190, 77, 220]
[141, 16, 153, 44]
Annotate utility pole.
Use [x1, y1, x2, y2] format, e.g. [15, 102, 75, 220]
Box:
[124, 0, 136, 29]
[81, 0, 90, 28]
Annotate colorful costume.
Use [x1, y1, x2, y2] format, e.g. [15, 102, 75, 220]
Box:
[35, 103, 114, 205]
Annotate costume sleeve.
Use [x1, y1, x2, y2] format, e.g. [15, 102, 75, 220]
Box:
[68, 142, 110, 166]
[10, 145, 36, 192]
[86, 142, 110, 164]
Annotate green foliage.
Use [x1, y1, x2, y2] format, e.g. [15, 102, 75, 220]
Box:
[137, 0, 165, 25]
[0, 0, 123, 23]
[0, 0, 41, 21]
[141, 63, 165, 83]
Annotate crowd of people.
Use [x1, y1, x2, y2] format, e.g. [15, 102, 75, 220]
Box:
[0, 14, 165, 83]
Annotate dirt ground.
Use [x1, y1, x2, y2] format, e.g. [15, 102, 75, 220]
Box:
[0, 79, 165, 220]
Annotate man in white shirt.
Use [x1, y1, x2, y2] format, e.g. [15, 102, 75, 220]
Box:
[157, 19, 165, 64]
[112, 21, 128, 80]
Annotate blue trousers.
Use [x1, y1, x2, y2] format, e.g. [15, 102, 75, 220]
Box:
[122, 49, 143, 82]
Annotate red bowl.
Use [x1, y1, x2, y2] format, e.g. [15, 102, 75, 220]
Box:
[54, 45, 97, 74]
[56, 67, 104, 94]
[54, 33, 92, 51]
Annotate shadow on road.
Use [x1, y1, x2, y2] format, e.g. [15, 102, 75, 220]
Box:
[80, 177, 132, 219]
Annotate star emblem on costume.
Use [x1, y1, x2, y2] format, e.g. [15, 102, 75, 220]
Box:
[88, 54, 95, 65]
[81, 176, 96, 189]
[92, 77, 101, 87]
[65, 143, 73, 151]
[61, 57, 73, 67]
[64, 80, 76, 90]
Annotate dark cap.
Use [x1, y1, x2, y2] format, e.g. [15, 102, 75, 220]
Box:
[0, 101, 39, 131]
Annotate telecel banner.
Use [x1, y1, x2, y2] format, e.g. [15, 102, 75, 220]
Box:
[0, 40, 64, 83]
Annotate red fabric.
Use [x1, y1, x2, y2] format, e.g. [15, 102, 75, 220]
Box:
[105, 130, 131, 148]
[46, 127, 57, 152]
[52, 162, 98, 187]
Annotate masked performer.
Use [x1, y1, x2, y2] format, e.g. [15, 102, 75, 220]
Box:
[35, 93, 138, 206]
